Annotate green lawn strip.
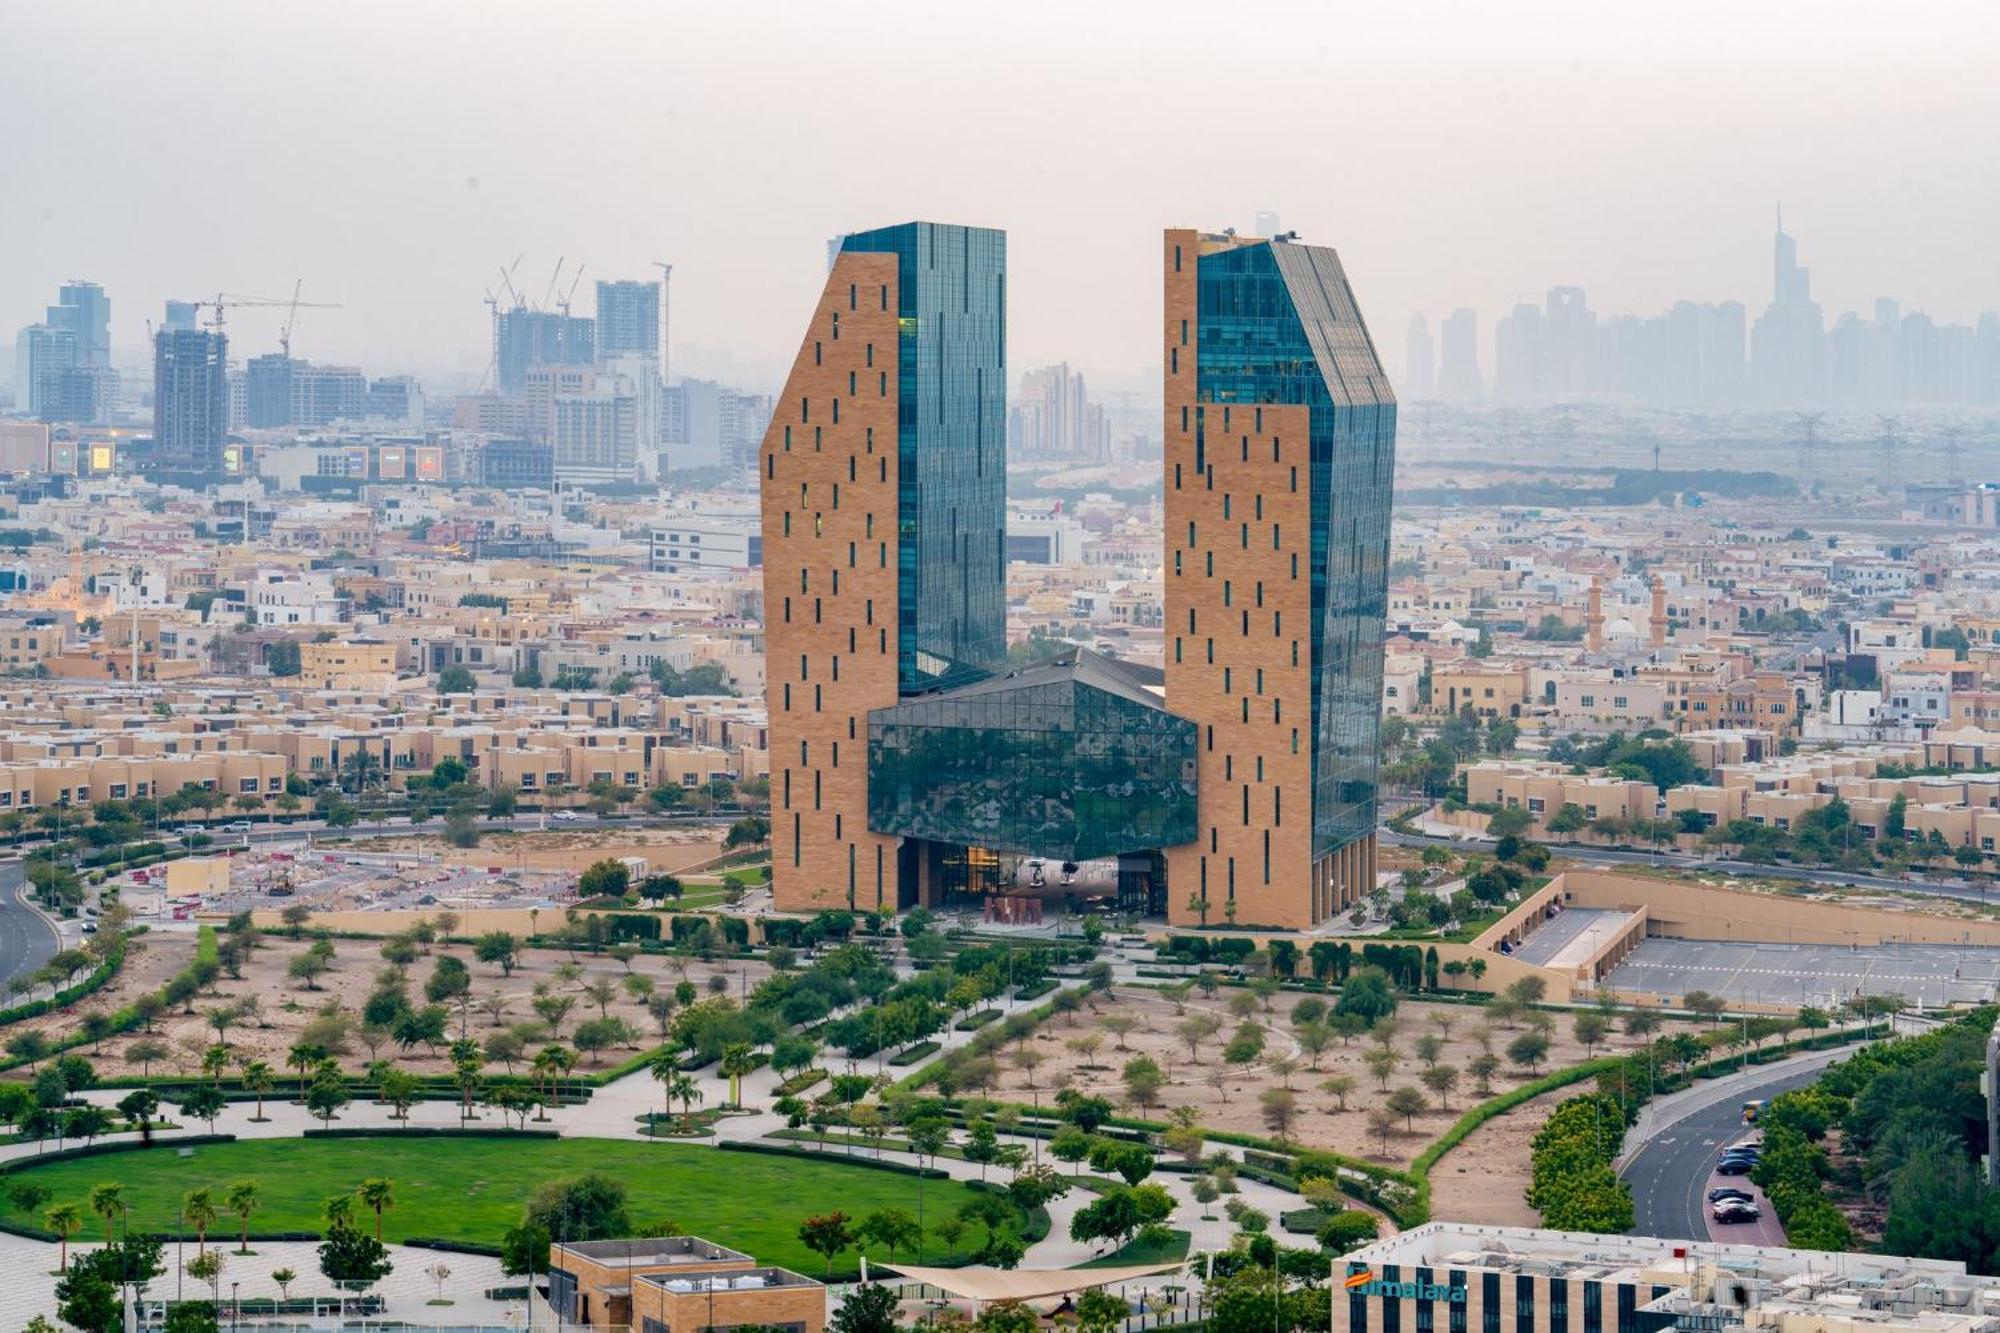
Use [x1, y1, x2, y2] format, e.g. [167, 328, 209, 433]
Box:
[0, 1135, 1004, 1274]
[1072, 1229, 1191, 1269]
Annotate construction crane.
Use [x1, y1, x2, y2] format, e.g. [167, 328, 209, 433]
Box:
[556, 263, 587, 317]
[194, 291, 341, 337]
[541, 256, 565, 311]
[497, 255, 525, 308]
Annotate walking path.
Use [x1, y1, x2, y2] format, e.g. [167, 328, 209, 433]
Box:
[6, 966, 1292, 1317]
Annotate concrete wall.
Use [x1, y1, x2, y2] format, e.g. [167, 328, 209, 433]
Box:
[1562, 867, 2000, 946]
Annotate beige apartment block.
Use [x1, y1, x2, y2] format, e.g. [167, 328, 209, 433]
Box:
[298, 639, 397, 691]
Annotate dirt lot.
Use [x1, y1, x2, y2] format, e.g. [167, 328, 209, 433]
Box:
[986, 987, 1701, 1167]
[1425, 1083, 1571, 1225]
[21, 929, 762, 1079]
[345, 826, 731, 874]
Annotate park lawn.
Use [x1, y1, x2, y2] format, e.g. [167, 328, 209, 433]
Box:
[3, 1137, 988, 1274]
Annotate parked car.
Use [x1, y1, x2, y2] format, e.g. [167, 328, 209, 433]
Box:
[1709, 1187, 1755, 1204]
[1713, 1201, 1761, 1223]
[1716, 1158, 1755, 1175]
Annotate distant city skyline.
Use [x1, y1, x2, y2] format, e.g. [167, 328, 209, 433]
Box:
[3, 1, 1998, 389]
[1402, 217, 2000, 408]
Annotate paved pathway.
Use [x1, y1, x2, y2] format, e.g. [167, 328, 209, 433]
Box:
[5, 972, 1286, 1317]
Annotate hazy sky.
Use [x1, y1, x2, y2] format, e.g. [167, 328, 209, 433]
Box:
[4, 0, 1997, 390]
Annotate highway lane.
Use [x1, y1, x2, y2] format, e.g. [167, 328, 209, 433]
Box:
[0, 861, 61, 991]
[1623, 1064, 1824, 1242]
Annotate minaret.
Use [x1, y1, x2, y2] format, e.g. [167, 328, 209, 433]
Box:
[1585, 577, 1605, 653]
[1650, 576, 1669, 649]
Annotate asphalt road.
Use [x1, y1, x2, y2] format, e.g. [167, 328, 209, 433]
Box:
[1622, 1063, 1825, 1242]
[0, 861, 61, 991]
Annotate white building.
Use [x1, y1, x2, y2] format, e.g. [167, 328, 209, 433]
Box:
[650, 517, 760, 572]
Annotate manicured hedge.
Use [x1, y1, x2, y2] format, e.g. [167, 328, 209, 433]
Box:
[716, 1139, 947, 1179]
[887, 1040, 942, 1067]
[404, 1236, 505, 1256]
[1, 1133, 238, 1174]
[954, 1009, 1002, 1031]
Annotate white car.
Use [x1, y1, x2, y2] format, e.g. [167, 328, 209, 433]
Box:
[551, 810, 585, 822]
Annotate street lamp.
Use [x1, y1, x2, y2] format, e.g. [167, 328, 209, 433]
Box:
[232, 1280, 240, 1333]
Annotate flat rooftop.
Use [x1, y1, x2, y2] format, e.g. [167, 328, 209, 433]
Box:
[553, 1237, 752, 1267]
[1607, 938, 2000, 1009]
[1511, 907, 1633, 968]
[640, 1268, 818, 1293]
[1351, 1223, 1976, 1289]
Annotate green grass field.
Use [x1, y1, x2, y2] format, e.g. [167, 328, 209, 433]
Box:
[4, 1138, 993, 1273]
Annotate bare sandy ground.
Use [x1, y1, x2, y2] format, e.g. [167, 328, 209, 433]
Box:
[983, 987, 1697, 1168]
[19, 930, 763, 1078]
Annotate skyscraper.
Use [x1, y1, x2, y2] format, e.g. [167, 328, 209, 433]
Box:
[152, 327, 229, 479]
[761, 221, 1006, 912]
[13, 324, 78, 418]
[49, 282, 110, 366]
[495, 308, 594, 392]
[1751, 210, 1826, 404]
[1402, 315, 1435, 400]
[595, 279, 663, 372]
[1437, 307, 1484, 401]
[1162, 226, 1397, 929]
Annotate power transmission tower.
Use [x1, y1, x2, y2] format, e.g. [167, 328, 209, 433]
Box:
[1876, 415, 1901, 489]
[1792, 411, 1826, 487]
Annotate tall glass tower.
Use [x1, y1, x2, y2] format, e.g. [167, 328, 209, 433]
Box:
[762, 222, 1006, 912]
[1162, 227, 1396, 929]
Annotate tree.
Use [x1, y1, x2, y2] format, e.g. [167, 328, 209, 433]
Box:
[798, 1211, 855, 1277]
[89, 1183, 128, 1245]
[225, 1179, 261, 1253]
[180, 1084, 226, 1134]
[577, 859, 631, 900]
[1573, 1012, 1610, 1057]
[183, 1187, 220, 1255]
[46, 1202, 81, 1271]
[832, 1282, 902, 1333]
[1507, 1030, 1550, 1074]
[1316, 1209, 1379, 1253]
[1334, 968, 1397, 1023]
[1421, 1064, 1460, 1109]
[436, 667, 476, 694]
[240, 1061, 276, 1122]
[1121, 1054, 1165, 1108]
[358, 1178, 396, 1240]
[305, 1071, 350, 1125]
[319, 1221, 394, 1292]
[856, 1208, 924, 1262]
[1260, 1086, 1300, 1139]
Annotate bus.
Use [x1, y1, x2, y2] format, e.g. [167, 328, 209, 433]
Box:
[1742, 1099, 1767, 1124]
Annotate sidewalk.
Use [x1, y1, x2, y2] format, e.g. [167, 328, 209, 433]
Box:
[1614, 1039, 1860, 1170]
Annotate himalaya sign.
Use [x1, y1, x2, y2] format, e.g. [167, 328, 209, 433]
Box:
[1344, 1270, 1467, 1303]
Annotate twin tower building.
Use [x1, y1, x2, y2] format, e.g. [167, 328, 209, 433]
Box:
[759, 223, 1396, 931]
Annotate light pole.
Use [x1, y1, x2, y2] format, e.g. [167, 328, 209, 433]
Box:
[232, 1280, 240, 1333]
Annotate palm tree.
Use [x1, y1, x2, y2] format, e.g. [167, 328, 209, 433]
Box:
[46, 1203, 81, 1271]
[669, 1073, 703, 1133]
[340, 747, 382, 796]
[719, 1042, 757, 1108]
[323, 1194, 357, 1231]
[182, 1187, 219, 1255]
[88, 1183, 126, 1245]
[240, 1060, 276, 1122]
[357, 1178, 395, 1240]
[648, 1049, 681, 1125]
[225, 1179, 260, 1254]
[533, 1044, 574, 1115]
[286, 1043, 324, 1102]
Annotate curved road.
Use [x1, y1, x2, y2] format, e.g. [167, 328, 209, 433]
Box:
[1622, 1063, 1826, 1242]
[0, 861, 61, 990]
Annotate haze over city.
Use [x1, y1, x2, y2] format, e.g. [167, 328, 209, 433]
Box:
[5, 0, 1998, 385]
[12, 7, 2000, 1333]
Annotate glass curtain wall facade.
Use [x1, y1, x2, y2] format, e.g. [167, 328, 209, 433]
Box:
[1194, 240, 1396, 859]
[838, 223, 1008, 694]
[867, 656, 1198, 862]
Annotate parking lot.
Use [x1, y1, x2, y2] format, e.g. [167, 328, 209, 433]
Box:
[1606, 937, 2000, 1010]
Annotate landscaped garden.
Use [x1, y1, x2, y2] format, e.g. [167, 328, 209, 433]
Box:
[0, 1136, 1012, 1275]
